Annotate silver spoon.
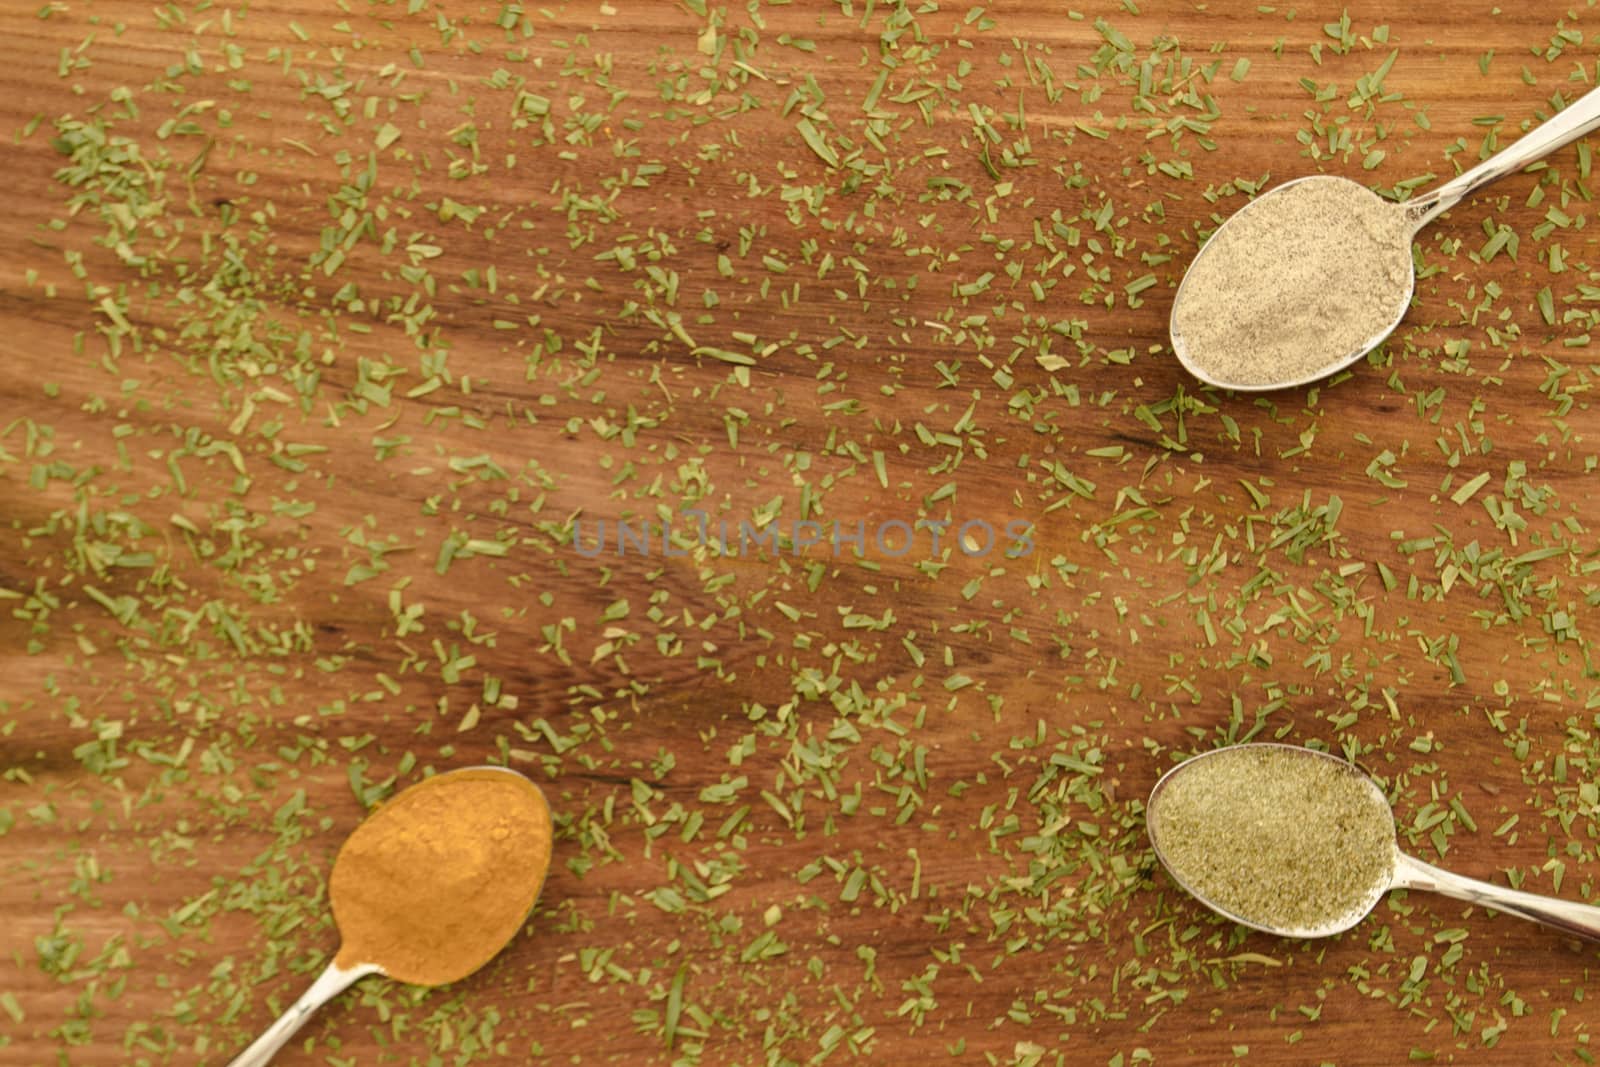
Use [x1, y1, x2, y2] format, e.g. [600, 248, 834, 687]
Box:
[1170, 83, 1600, 392]
[226, 766, 553, 1067]
[1146, 743, 1600, 942]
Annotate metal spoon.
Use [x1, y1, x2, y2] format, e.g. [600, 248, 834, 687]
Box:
[1147, 743, 1600, 942]
[225, 766, 553, 1067]
[1170, 83, 1600, 392]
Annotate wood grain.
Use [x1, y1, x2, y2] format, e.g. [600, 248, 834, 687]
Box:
[3, 1, 1600, 1064]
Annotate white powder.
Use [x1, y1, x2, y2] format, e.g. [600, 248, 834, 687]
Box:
[1171, 176, 1415, 389]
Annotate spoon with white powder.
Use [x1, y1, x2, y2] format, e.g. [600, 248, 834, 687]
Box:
[1170, 84, 1600, 391]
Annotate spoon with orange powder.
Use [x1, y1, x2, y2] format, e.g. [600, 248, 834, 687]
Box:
[226, 766, 554, 1067]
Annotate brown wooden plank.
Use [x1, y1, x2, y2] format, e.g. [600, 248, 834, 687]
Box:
[2, 1, 1599, 1064]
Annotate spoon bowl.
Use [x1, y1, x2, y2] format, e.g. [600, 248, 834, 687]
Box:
[1147, 743, 1600, 944]
[1169, 176, 1419, 392]
[329, 765, 552, 985]
[1171, 84, 1600, 391]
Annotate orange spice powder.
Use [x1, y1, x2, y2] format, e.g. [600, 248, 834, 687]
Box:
[330, 768, 553, 985]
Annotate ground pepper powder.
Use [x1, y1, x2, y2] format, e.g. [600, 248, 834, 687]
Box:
[1171, 175, 1414, 388]
[329, 767, 553, 985]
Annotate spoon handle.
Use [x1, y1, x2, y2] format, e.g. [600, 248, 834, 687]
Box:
[225, 960, 378, 1067]
[1409, 84, 1600, 228]
[1393, 851, 1600, 943]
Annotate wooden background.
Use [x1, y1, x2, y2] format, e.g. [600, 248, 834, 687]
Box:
[3, 0, 1600, 1064]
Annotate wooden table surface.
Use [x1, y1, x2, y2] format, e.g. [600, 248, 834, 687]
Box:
[5, 1, 1600, 1064]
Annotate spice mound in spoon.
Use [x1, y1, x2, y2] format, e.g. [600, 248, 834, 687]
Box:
[1170, 175, 1415, 390]
[1146, 744, 1395, 936]
[329, 767, 554, 985]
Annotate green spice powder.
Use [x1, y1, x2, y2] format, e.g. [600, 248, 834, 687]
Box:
[1149, 746, 1396, 933]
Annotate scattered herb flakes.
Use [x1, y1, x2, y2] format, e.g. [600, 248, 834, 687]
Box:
[4, 3, 1599, 1066]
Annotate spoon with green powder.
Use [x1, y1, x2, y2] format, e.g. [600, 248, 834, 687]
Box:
[1170, 84, 1600, 391]
[1146, 743, 1600, 941]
